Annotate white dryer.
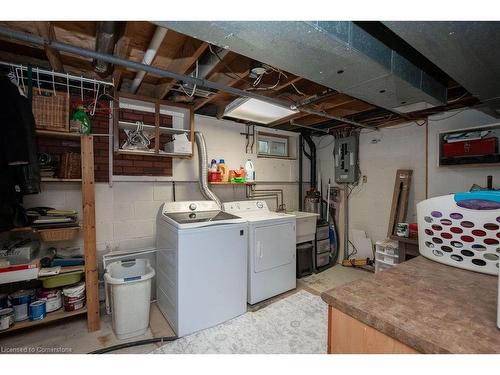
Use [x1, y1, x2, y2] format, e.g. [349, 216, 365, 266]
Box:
[223, 200, 296, 304]
[156, 201, 248, 337]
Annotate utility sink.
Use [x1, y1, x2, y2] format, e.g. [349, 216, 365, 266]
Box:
[288, 211, 319, 244]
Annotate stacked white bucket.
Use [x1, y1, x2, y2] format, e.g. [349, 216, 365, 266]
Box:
[416, 193, 500, 328]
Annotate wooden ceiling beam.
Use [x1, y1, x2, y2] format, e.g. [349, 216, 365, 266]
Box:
[273, 76, 302, 92]
[268, 94, 357, 127]
[112, 22, 132, 91]
[34, 22, 64, 72]
[155, 40, 209, 99]
[297, 101, 376, 127]
[0, 50, 50, 70]
[193, 56, 251, 111]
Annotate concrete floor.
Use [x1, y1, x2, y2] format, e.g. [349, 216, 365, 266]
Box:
[0, 303, 175, 354]
[298, 264, 373, 294]
[0, 264, 371, 354]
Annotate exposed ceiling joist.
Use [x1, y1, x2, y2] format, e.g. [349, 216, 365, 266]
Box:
[108, 22, 134, 90]
[155, 40, 209, 99]
[269, 94, 357, 127]
[112, 33, 131, 90]
[34, 22, 64, 72]
[273, 76, 302, 92]
[0, 22, 477, 131]
[193, 54, 251, 111]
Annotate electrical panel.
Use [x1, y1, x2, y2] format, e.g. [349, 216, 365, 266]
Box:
[334, 135, 359, 184]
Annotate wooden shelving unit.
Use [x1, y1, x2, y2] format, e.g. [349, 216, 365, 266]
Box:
[6, 225, 80, 234]
[1, 131, 101, 334]
[209, 182, 256, 185]
[114, 92, 194, 158]
[36, 129, 81, 140]
[41, 177, 82, 182]
[1, 308, 87, 334]
[116, 149, 192, 159]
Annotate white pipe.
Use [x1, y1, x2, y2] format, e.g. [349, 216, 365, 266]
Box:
[129, 27, 168, 93]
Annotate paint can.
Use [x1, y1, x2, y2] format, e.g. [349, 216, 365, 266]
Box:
[0, 293, 8, 308]
[64, 296, 85, 312]
[0, 308, 15, 331]
[38, 288, 62, 313]
[38, 288, 60, 300]
[10, 289, 35, 322]
[62, 282, 85, 298]
[29, 300, 46, 321]
[63, 282, 85, 312]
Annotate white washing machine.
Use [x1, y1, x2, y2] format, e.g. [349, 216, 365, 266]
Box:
[223, 200, 296, 304]
[156, 200, 248, 337]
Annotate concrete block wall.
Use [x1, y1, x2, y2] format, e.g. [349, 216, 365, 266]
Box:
[315, 108, 500, 247]
[24, 115, 305, 274]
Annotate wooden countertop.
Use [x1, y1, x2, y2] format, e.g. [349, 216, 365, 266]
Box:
[321, 256, 500, 353]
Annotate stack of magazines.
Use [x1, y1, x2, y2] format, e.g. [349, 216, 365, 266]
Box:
[26, 207, 79, 228]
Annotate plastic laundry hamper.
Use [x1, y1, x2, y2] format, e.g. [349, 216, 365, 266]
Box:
[416, 191, 500, 276]
[104, 259, 155, 340]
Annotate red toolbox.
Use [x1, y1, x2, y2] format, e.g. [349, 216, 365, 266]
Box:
[442, 137, 498, 158]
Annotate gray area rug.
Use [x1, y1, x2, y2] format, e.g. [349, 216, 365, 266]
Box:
[152, 290, 327, 354]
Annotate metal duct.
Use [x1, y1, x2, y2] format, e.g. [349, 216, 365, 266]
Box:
[194, 132, 221, 208]
[93, 22, 120, 76]
[383, 21, 500, 115]
[155, 21, 447, 113]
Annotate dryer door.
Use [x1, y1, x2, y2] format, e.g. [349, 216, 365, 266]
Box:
[253, 222, 295, 273]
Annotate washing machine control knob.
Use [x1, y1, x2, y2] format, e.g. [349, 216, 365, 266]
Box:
[189, 203, 197, 211]
[256, 201, 263, 209]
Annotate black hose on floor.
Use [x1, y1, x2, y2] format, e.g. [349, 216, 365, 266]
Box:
[89, 335, 178, 354]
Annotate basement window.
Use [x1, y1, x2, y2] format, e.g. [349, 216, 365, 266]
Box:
[257, 133, 289, 157]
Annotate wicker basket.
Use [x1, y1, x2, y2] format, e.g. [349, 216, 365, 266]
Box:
[37, 226, 80, 242]
[32, 89, 70, 132]
[59, 152, 81, 179]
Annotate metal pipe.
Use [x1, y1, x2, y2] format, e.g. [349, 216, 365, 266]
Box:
[93, 21, 120, 76]
[130, 26, 168, 93]
[246, 194, 280, 212]
[0, 26, 374, 130]
[299, 134, 303, 211]
[302, 134, 316, 190]
[249, 188, 284, 210]
[343, 184, 349, 261]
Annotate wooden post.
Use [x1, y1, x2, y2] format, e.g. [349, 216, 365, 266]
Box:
[81, 135, 100, 332]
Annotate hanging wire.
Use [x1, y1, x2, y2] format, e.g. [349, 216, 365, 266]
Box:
[180, 59, 198, 97]
[428, 108, 468, 121]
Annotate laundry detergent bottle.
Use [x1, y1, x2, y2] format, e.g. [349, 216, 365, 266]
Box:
[218, 159, 228, 182]
[72, 106, 92, 135]
[244, 159, 255, 182]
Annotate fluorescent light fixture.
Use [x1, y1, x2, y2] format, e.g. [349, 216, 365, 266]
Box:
[223, 98, 298, 124]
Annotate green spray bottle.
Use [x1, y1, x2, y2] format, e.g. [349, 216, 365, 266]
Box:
[72, 106, 92, 135]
